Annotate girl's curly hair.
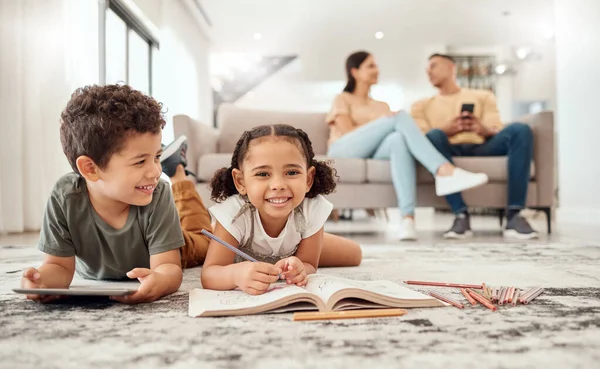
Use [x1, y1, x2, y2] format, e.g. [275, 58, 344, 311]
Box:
[210, 124, 337, 202]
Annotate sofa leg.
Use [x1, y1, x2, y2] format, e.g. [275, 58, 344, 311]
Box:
[541, 207, 552, 234]
[531, 207, 552, 234]
[498, 208, 505, 227]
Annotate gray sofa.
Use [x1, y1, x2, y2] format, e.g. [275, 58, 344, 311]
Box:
[174, 103, 555, 232]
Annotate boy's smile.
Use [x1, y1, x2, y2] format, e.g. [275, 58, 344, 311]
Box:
[86, 132, 163, 213]
[135, 184, 157, 195]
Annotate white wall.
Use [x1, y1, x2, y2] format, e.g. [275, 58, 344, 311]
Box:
[512, 43, 557, 113]
[554, 0, 600, 223]
[236, 43, 554, 123]
[133, 0, 213, 142]
[236, 44, 442, 114]
[0, 0, 99, 233]
[0, 0, 212, 233]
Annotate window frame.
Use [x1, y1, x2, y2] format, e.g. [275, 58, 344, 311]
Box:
[99, 0, 159, 95]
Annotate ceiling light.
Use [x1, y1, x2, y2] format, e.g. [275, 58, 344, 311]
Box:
[495, 64, 508, 75]
[253, 32, 262, 41]
[374, 31, 384, 40]
[541, 26, 554, 40]
[515, 47, 530, 60]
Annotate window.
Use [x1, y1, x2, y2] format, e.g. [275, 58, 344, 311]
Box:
[127, 29, 150, 94]
[102, 0, 158, 95]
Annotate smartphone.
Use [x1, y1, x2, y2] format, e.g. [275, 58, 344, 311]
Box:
[461, 103, 475, 114]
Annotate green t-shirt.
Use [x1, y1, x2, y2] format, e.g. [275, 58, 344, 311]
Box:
[38, 173, 184, 280]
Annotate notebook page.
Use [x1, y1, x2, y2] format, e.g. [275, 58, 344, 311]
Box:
[189, 283, 308, 317]
[304, 274, 436, 306]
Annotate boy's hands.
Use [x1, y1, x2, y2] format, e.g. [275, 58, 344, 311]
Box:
[275, 257, 308, 287]
[234, 262, 282, 295]
[110, 268, 163, 304]
[20, 268, 63, 303]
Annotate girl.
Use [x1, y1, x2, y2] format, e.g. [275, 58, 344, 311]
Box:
[327, 51, 488, 240]
[200, 124, 362, 295]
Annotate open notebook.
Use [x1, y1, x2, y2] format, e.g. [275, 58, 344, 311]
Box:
[189, 274, 446, 317]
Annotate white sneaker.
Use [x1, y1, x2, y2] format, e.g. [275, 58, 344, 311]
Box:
[435, 168, 489, 197]
[399, 218, 417, 241]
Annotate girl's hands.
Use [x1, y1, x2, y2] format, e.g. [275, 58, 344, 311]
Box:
[275, 257, 307, 287]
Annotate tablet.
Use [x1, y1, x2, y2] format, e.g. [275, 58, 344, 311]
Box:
[13, 287, 136, 296]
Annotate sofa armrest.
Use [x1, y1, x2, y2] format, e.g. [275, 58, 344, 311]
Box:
[173, 114, 219, 181]
[518, 111, 555, 207]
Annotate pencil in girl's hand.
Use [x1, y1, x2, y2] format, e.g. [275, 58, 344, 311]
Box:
[201, 229, 283, 279]
[201, 229, 259, 262]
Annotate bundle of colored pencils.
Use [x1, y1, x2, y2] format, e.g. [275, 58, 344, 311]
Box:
[405, 280, 545, 312]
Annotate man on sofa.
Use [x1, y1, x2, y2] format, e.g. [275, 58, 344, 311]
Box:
[411, 53, 538, 240]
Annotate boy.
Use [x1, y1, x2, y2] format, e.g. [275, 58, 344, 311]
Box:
[21, 84, 186, 304]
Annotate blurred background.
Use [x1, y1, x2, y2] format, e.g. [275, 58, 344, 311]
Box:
[0, 0, 597, 235]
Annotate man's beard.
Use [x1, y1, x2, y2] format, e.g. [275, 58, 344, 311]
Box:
[432, 77, 446, 88]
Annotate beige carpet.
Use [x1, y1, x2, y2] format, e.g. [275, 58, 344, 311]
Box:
[1, 240, 599, 369]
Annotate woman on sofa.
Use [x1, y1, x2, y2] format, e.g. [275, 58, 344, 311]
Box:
[326, 51, 488, 240]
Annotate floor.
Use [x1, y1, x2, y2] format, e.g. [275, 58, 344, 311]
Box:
[1, 210, 599, 369]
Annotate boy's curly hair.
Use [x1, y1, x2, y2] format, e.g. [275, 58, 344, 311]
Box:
[60, 84, 166, 174]
[210, 124, 337, 202]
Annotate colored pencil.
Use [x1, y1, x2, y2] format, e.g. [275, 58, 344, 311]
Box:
[201, 229, 258, 262]
[522, 288, 545, 304]
[485, 286, 493, 300]
[293, 309, 408, 321]
[506, 287, 515, 304]
[475, 289, 493, 304]
[492, 287, 499, 303]
[519, 287, 538, 302]
[404, 281, 483, 289]
[511, 289, 520, 306]
[519, 287, 542, 303]
[466, 289, 497, 312]
[429, 292, 465, 309]
[461, 288, 477, 305]
[498, 287, 507, 306]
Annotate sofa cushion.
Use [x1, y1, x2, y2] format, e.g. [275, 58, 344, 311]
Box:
[315, 155, 366, 184]
[197, 153, 231, 182]
[197, 154, 367, 184]
[217, 104, 329, 155]
[366, 157, 536, 184]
